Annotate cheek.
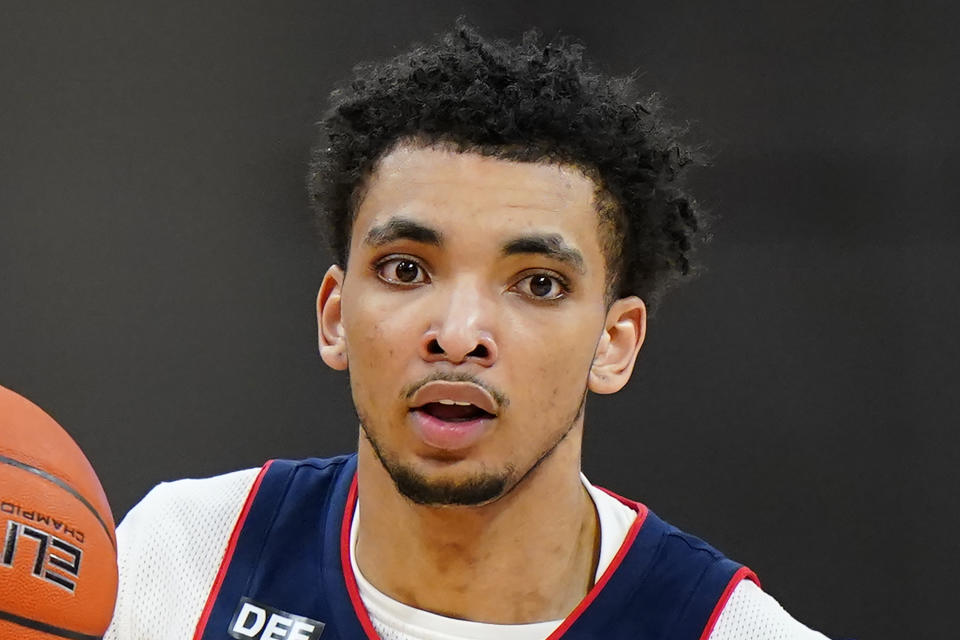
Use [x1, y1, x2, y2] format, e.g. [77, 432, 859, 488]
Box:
[341, 289, 428, 417]
[508, 318, 599, 414]
[341, 300, 398, 413]
[343, 292, 406, 362]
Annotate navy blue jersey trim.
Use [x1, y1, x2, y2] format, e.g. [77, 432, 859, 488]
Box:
[192, 461, 277, 640]
[195, 455, 364, 640]
[195, 460, 299, 640]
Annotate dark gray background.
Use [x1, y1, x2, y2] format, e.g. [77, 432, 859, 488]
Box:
[2, 2, 957, 638]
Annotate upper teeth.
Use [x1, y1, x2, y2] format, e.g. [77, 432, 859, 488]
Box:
[438, 399, 472, 406]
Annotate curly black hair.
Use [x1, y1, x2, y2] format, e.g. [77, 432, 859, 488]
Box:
[308, 20, 706, 312]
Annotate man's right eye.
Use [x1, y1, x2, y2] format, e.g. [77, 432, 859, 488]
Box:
[376, 257, 428, 285]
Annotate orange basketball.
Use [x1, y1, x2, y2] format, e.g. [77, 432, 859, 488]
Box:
[0, 385, 118, 639]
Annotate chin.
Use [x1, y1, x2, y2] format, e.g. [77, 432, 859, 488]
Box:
[364, 425, 515, 506]
[390, 461, 512, 506]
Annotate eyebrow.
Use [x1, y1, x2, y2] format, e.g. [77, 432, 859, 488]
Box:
[502, 234, 585, 273]
[363, 217, 443, 248]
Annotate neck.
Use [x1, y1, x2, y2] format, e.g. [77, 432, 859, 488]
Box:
[354, 426, 599, 624]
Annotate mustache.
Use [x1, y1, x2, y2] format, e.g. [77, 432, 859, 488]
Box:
[400, 371, 510, 409]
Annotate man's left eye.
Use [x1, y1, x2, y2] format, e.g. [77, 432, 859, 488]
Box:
[514, 274, 566, 300]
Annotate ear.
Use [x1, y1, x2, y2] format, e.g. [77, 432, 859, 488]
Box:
[588, 296, 647, 394]
[317, 265, 348, 371]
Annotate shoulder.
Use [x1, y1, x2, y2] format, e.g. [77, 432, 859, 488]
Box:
[106, 466, 263, 640]
[117, 454, 355, 540]
[618, 505, 829, 639]
[709, 579, 830, 640]
[116, 466, 264, 559]
[126, 466, 263, 526]
[105, 456, 358, 639]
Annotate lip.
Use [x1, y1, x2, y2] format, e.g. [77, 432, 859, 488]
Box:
[407, 380, 499, 451]
[408, 381, 499, 415]
[408, 409, 494, 451]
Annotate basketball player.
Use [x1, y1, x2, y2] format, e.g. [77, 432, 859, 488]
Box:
[106, 23, 831, 640]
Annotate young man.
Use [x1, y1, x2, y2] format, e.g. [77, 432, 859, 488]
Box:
[106, 24, 829, 640]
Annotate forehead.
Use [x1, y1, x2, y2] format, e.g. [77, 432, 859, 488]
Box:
[351, 145, 602, 245]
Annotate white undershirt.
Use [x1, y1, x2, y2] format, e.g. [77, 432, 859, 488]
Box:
[348, 475, 637, 640]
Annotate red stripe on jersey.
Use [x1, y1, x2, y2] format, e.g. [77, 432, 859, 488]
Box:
[697, 565, 761, 640]
[340, 473, 381, 640]
[545, 487, 649, 639]
[192, 460, 274, 640]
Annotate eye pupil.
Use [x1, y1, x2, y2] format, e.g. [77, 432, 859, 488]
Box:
[396, 260, 419, 282]
[530, 275, 553, 297]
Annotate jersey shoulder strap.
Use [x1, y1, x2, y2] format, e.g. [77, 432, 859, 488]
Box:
[193, 454, 367, 640]
[554, 492, 757, 640]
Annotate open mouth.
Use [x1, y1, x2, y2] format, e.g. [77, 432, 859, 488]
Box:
[414, 402, 496, 423]
[406, 380, 500, 449]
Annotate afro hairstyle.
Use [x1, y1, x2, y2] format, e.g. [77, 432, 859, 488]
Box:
[307, 20, 707, 312]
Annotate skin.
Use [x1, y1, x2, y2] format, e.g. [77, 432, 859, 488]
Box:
[316, 144, 646, 624]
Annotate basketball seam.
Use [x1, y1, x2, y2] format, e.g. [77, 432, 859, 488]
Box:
[0, 454, 116, 550]
[0, 607, 103, 640]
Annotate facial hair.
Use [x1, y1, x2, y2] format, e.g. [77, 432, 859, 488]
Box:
[358, 387, 588, 507]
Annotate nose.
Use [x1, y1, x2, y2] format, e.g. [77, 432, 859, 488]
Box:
[419, 281, 498, 367]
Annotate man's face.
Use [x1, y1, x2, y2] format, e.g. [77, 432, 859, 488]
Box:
[328, 145, 629, 505]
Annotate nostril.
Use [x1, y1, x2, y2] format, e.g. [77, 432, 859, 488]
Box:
[427, 339, 444, 355]
[468, 344, 489, 359]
